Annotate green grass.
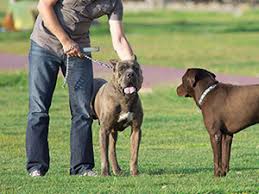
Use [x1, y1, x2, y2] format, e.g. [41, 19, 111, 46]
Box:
[0, 73, 258, 193]
[0, 9, 258, 193]
[1, 10, 259, 75]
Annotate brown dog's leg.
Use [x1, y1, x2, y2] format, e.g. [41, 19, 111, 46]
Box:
[130, 126, 141, 176]
[210, 131, 223, 177]
[222, 134, 233, 175]
[99, 128, 110, 176]
[109, 131, 122, 175]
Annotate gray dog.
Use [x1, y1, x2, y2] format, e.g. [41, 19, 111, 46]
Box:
[92, 59, 143, 176]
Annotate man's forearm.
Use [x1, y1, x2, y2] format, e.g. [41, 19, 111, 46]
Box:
[109, 20, 135, 60]
[38, 0, 70, 45]
[113, 35, 134, 61]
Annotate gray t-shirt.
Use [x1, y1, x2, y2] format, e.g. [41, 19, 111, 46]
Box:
[30, 0, 123, 57]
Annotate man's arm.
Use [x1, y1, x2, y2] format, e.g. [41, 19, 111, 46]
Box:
[37, 0, 83, 57]
[109, 20, 134, 61]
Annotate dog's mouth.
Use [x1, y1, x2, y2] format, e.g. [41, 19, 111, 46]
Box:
[123, 85, 136, 95]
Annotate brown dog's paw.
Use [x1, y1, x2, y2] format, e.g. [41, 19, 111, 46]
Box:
[221, 171, 227, 177]
[222, 166, 229, 173]
[214, 169, 226, 177]
[130, 169, 139, 176]
[221, 168, 228, 177]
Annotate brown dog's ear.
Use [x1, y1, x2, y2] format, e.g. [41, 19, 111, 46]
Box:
[177, 84, 188, 97]
[109, 59, 118, 71]
[209, 72, 216, 79]
[203, 69, 216, 79]
[187, 75, 198, 88]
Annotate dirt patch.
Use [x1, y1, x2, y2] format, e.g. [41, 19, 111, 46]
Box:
[1, 53, 259, 89]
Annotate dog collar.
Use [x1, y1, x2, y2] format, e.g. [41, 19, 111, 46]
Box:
[198, 84, 218, 106]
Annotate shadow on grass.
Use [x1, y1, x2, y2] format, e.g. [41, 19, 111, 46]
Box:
[146, 166, 259, 175]
[1, 20, 258, 42]
[0, 72, 27, 87]
[147, 167, 212, 175]
[92, 21, 259, 36]
[0, 31, 31, 42]
[0, 11, 5, 20]
[231, 167, 259, 171]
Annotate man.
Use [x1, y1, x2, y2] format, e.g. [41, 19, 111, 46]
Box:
[26, 0, 135, 177]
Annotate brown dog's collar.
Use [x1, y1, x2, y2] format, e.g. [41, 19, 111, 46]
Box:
[198, 84, 218, 106]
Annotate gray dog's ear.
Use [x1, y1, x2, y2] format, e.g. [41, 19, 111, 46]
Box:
[109, 59, 118, 71]
[131, 55, 137, 62]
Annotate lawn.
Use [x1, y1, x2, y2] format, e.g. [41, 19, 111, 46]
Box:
[0, 8, 259, 193]
[1, 10, 259, 75]
[0, 73, 258, 193]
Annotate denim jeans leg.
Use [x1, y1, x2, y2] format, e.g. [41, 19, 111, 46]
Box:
[66, 56, 95, 175]
[26, 41, 61, 175]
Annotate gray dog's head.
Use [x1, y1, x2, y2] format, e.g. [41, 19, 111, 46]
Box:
[110, 59, 143, 95]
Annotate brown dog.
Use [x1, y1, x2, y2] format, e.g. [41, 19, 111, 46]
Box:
[177, 68, 258, 177]
[92, 59, 143, 176]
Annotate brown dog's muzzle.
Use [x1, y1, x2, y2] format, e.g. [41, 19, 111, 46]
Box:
[177, 84, 188, 97]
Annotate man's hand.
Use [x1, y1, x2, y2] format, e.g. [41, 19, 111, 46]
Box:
[62, 39, 84, 58]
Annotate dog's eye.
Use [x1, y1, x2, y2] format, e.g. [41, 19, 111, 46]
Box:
[118, 65, 126, 72]
[133, 66, 139, 71]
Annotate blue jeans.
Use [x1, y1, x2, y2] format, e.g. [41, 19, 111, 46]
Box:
[26, 41, 94, 175]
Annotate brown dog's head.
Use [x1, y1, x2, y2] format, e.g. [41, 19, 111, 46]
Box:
[110, 58, 143, 95]
[177, 68, 218, 98]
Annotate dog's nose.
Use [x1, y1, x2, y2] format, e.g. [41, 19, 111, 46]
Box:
[127, 72, 134, 79]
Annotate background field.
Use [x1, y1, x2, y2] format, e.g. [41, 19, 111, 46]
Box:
[1, 10, 259, 75]
[0, 7, 258, 194]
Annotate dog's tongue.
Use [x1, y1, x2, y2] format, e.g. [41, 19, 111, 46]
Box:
[124, 87, 136, 94]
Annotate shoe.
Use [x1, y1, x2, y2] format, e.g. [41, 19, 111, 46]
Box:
[29, 169, 42, 177]
[80, 169, 97, 177]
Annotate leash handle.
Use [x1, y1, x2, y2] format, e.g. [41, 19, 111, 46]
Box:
[82, 47, 113, 69]
[82, 47, 100, 53]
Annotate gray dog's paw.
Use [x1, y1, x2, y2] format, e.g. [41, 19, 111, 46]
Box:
[101, 169, 111, 176]
[113, 168, 123, 176]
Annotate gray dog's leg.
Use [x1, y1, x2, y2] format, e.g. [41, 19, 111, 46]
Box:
[130, 127, 141, 176]
[99, 129, 110, 176]
[109, 131, 122, 175]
